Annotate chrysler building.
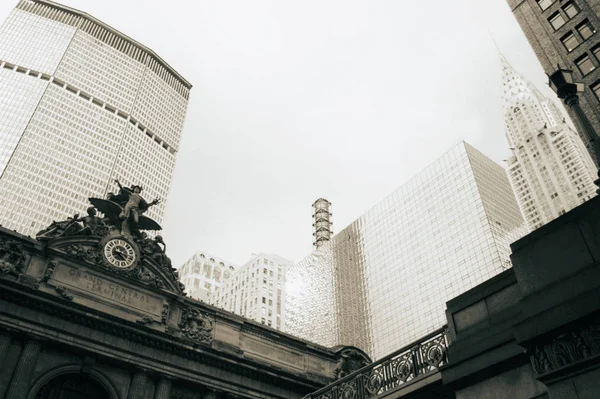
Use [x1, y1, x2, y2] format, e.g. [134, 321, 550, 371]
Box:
[502, 55, 596, 231]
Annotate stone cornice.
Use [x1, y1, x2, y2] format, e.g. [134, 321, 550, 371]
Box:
[0, 277, 324, 394]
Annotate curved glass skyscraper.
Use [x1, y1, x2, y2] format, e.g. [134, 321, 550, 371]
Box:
[0, 0, 191, 235]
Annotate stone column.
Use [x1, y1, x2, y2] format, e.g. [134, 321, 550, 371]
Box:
[0, 332, 12, 368]
[5, 339, 42, 399]
[127, 369, 148, 399]
[153, 377, 171, 399]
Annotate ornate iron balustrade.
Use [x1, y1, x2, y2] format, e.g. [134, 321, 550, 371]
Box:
[306, 327, 449, 399]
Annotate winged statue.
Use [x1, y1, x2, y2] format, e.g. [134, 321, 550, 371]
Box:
[89, 179, 161, 237]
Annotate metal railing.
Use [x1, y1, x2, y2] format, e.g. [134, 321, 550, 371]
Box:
[306, 327, 449, 399]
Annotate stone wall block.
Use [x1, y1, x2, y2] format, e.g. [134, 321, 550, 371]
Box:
[511, 222, 592, 296]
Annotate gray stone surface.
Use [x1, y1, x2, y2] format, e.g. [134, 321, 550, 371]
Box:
[441, 197, 600, 399]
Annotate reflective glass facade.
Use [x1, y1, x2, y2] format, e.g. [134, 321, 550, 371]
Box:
[285, 142, 526, 359]
[0, 0, 191, 235]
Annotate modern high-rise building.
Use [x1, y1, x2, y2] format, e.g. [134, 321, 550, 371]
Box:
[209, 253, 293, 331]
[505, 0, 600, 162]
[285, 142, 527, 359]
[178, 251, 237, 302]
[502, 55, 597, 231]
[0, 0, 191, 235]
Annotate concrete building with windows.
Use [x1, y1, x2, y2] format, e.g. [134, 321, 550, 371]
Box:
[178, 251, 237, 302]
[505, 0, 600, 162]
[502, 55, 597, 231]
[285, 142, 527, 360]
[0, 0, 190, 236]
[209, 253, 293, 331]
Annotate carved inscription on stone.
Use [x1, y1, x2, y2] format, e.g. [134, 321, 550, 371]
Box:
[51, 263, 163, 317]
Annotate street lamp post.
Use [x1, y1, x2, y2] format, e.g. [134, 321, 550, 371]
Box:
[548, 68, 600, 194]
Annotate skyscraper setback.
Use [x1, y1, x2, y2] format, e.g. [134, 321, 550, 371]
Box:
[501, 55, 597, 231]
[0, 0, 190, 235]
[209, 253, 293, 331]
[285, 142, 526, 359]
[177, 251, 238, 302]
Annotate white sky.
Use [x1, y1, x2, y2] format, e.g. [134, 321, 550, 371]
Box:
[0, 0, 567, 267]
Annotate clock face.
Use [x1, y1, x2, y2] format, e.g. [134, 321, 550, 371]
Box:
[103, 238, 137, 269]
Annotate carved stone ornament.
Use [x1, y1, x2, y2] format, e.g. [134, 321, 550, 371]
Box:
[65, 244, 102, 264]
[161, 302, 170, 324]
[0, 239, 26, 277]
[54, 286, 73, 301]
[178, 308, 215, 345]
[136, 316, 154, 325]
[334, 349, 372, 379]
[34, 261, 57, 289]
[528, 315, 600, 375]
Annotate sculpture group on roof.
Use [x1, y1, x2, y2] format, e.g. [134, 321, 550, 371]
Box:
[35, 179, 175, 275]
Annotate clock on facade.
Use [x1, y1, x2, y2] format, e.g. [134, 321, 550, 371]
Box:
[102, 238, 137, 269]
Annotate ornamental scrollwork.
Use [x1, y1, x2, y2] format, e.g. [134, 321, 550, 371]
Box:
[420, 334, 448, 372]
[0, 239, 26, 277]
[527, 315, 600, 375]
[64, 244, 102, 264]
[34, 261, 57, 289]
[312, 329, 449, 399]
[161, 302, 170, 324]
[136, 316, 154, 326]
[178, 307, 214, 345]
[334, 349, 371, 379]
[54, 286, 73, 301]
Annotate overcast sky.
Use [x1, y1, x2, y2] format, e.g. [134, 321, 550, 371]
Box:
[0, 0, 568, 267]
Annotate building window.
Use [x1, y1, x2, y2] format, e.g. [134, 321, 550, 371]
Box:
[592, 46, 600, 68]
[591, 80, 600, 100]
[576, 19, 595, 40]
[548, 12, 565, 30]
[537, 0, 554, 11]
[561, 32, 580, 51]
[576, 54, 595, 75]
[562, 1, 579, 18]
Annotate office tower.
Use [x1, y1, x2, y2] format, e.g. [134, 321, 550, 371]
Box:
[502, 55, 597, 231]
[505, 0, 600, 162]
[0, 0, 190, 236]
[285, 142, 526, 359]
[209, 253, 293, 330]
[312, 198, 333, 249]
[178, 251, 237, 302]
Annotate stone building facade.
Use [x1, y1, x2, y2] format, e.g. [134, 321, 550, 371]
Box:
[0, 201, 368, 399]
